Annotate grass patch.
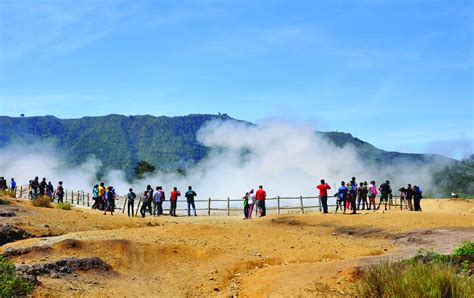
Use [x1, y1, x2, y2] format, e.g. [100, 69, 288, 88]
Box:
[32, 196, 52, 208]
[356, 241, 474, 297]
[0, 256, 34, 297]
[0, 198, 9, 205]
[56, 202, 72, 210]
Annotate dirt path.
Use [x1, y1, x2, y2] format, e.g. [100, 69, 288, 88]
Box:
[1, 196, 473, 297]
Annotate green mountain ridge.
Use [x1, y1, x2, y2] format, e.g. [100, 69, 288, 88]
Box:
[0, 114, 455, 179]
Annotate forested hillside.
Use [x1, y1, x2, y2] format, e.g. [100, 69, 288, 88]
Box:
[0, 114, 455, 180]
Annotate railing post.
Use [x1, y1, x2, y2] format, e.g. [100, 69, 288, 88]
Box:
[277, 196, 281, 214]
[227, 197, 230, 216]
[77, 191, 80, 205]
[135, 197, 142, 217]
[65, 190, 68, 203]
[87, 193, 90, 207]
[318, 196, 322, 212]
[208, 198, 211, 216]
[19, 186, 23, 198]
[122, 196, 127, 213]
[71, 191, 74, 204]
[300, 196, 304, 214]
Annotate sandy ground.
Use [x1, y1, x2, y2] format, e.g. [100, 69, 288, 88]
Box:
[1, 196, 473, 297]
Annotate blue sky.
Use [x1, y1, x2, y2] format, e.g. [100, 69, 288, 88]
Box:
[0, 0, 472, 159]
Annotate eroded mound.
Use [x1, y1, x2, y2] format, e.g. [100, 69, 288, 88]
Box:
[0, 224, 31, 245]
[16, 257, 112, 284]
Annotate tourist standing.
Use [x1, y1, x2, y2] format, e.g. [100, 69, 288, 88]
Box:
[185, 186, 197, 216]
[10, 178, 16, 197]
[368, 181, 377, 210]
[92, 185, 99, 209]
[255, 185, 267, 217]
[399, 187, 407, 210]
[127, 188, 136, 217]
[247, 189, 255, 219]
[413, 185, 423, 211]
[170, 187, 181, 217]
[336, 181, 347, 214]
[406, 184, 414, 211]
[377, 180, 391, 211]
[317, 179, 331, 214]
[153, 186, 162, 216]
[56, 181, 64, 203]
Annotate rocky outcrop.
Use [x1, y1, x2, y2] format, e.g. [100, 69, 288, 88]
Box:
[0, 224, 31, 245]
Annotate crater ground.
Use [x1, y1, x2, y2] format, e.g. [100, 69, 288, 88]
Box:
[1, 196, 473, 297]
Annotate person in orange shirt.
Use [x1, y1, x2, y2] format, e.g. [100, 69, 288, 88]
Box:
[255, 185, 267, 217]
[170, 187, 181, 217]
[316, 179, 331, 214]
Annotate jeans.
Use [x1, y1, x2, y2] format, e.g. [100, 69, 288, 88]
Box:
[357, 196, 366, 210]
[140, 200, 152, 217]
[257, 200, 266, 216]
[320, 196, 328, 213]
[170, 201, 177, 216]
[247, 203, 254, 218]
[407, 198, 413, 211]
[188, 201, 196, 216]
[128, 200, 134, 217]
[32, 188, 38, 199]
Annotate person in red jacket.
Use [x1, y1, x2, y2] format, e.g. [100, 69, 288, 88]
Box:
[317, 179, 331, 214]
[170, 187, 181, 217]
[255, 185, 267, 217]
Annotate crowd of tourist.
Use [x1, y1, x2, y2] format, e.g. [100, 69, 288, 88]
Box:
[0, 175, 423, 218]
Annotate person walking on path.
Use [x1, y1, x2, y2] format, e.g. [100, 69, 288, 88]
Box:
[255, 185, 267, 217]
[127, 188, 136, 217]
[55, 181, 64, 203]
[170, 187, 181, 217]
[185, 186, 197, 216]
[247, 189, 255, 219]
[335, 181, 347, 214]
[317, 179, 331, 214]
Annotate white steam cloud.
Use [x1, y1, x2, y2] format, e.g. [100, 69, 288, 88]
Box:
[0, 119, 444, 203]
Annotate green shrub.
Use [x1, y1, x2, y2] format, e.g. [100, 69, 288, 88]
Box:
[32, 196, 52, 208]
[356, 261, 473, 297]
[453, 241, 474, 257]
[0, 256, 34, 297]
[0, 198, 9, 205]
[56, 202, 72, 210]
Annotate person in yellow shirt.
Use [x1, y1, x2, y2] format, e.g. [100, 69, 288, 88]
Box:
[98, 182, 105, 210]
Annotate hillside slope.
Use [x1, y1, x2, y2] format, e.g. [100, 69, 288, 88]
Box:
[0, 114, 454, 178]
